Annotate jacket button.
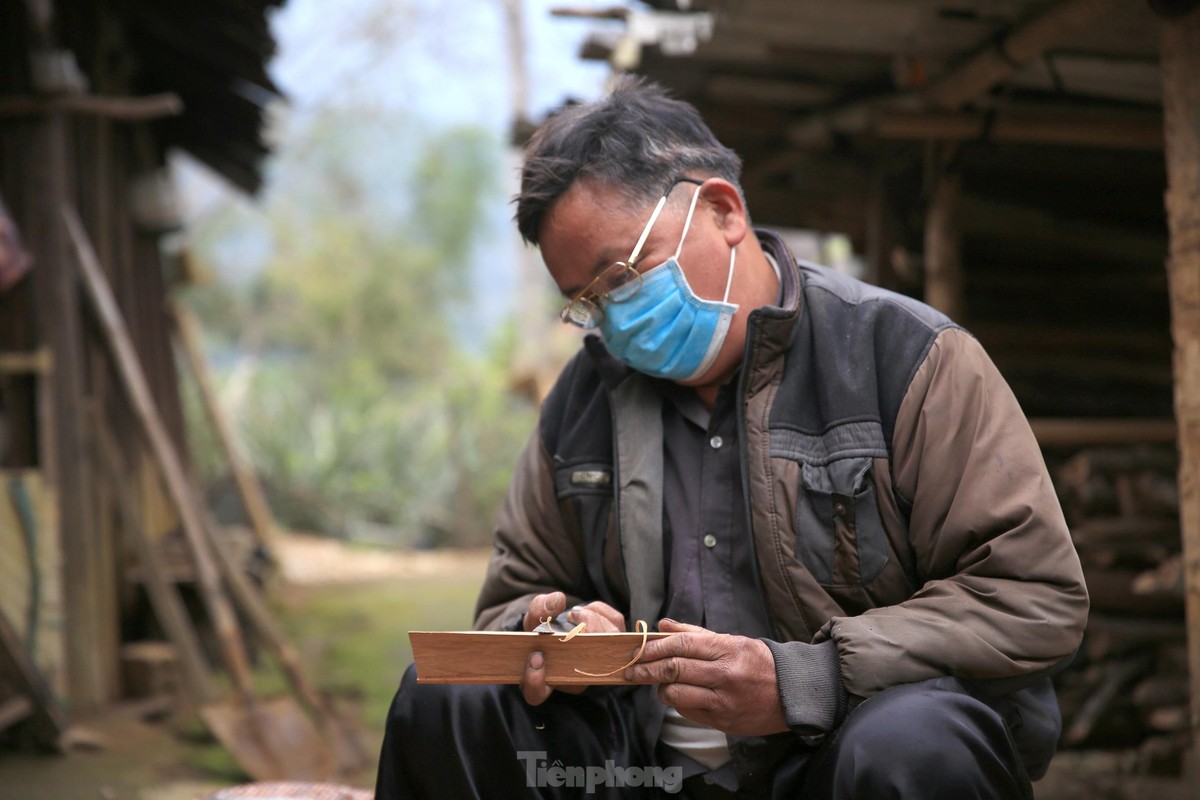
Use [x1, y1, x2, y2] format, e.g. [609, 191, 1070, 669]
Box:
[703, 534, 717, 548]
[709, 435, 723, 449]
[834, 501, 848, 517]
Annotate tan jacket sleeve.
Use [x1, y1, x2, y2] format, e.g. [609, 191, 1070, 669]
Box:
[473, 427, 587, 631]
[824, 327, 1089, 698]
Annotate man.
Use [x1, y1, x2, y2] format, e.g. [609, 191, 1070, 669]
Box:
[376, 76, 1088, 800]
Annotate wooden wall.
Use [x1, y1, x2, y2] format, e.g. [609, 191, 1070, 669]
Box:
[0, 0, 190, 713]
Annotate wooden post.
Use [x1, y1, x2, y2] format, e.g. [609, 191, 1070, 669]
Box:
[924, 169, 965, 322]
[865, 167, 903, 292]
[26, 109, 106, 711]
[171, 302, 279, 556]
[1160, 5, 1200, 788]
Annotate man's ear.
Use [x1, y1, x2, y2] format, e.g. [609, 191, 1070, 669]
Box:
[701, 179, 748, 247]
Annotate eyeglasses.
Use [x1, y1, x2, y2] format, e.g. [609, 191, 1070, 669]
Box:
[559, 176, 705, 329]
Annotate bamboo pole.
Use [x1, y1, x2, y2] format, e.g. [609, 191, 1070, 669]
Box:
[197, 502, 370, 773]
[171, 302, 279, 556]
[61, 206, 253, 691]
[64, 205, 335, 782]
[1160, 6, 1200, 788]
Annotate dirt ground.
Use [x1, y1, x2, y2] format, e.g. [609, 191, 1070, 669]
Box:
[0, 535, 490, 800]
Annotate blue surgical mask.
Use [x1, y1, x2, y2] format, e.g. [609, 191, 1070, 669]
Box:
[599, 183, 738, 382]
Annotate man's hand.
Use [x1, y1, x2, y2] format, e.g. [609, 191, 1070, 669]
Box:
[519, 592, 627, 706]
[624, 619, 788, 736]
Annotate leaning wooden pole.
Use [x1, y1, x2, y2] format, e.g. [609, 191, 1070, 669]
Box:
[171, 302, 279, 557]
[1161, 5, 1200, 786]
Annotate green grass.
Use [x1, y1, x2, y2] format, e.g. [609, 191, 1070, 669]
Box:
[272, 567, 485, 731]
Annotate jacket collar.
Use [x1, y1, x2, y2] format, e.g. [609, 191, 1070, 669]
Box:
[739, 229, 802, 396]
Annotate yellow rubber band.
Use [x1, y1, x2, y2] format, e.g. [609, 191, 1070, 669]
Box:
[573, 620, 650, 677]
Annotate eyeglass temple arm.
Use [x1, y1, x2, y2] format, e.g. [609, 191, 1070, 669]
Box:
[627, 194, 669, 265]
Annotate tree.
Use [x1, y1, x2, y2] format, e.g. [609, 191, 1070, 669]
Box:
[182, 105, 538, 546]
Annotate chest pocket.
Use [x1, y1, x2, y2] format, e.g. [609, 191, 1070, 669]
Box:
[553, 462, 621, 607]
[794, 456, 889, 587]
[554, 462, 615, 549]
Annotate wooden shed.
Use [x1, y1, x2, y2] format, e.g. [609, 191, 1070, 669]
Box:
[555, 0, 1200, 790]
[0, 0, 283, 733]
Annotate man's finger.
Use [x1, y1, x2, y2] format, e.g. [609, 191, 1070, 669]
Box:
[637, 630, 726, 665]
[626, 655, 691, 685]
[657, 683, 721, 717]
[658, 618, 706, 634]
[523, 592, 568, 632]
[566, 602, 624, 632]
[520, 651, 553, 706]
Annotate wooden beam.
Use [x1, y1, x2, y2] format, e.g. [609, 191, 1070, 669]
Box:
[875, 108, 1163, 150]
[550, 5, 627, 21]
[923, 0, 1135, 109]
[0, 93, 183, 121]
[0, 349, 52, 375]
[1009, 53, 1163, 105]
[1160, 4, 1200, 781]
[1029, 418, 1178, 448]
[706, 75, 837, 108]
[788, 0, 1136, 147]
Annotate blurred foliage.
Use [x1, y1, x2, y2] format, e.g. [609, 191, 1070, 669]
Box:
[179, 107, 539, 547]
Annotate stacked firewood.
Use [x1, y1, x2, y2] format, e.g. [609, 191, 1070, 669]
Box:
[1049, 445, 1190, 775]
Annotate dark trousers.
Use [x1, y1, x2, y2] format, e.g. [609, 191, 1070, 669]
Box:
[375, 666, 1045, 800]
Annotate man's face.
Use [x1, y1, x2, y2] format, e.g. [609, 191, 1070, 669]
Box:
[537, 178, 750, 387]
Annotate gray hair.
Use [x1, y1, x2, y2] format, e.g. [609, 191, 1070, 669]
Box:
[514, 75, 743, 245]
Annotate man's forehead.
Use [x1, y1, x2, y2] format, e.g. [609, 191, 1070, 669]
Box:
[544, 183, 645, 247]
[557, 178, 637, 215]
[539, 182, 658, 293]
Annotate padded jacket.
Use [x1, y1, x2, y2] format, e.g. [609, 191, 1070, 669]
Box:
[473, 229, 1089, 772]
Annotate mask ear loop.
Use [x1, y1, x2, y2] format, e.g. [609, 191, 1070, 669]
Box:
[722, 246, 737, 304]
[673, 183, 736, 305]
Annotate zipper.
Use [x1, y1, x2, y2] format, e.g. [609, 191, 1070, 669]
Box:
[607, 384, 626, 614]
[736, 311, 780, 640]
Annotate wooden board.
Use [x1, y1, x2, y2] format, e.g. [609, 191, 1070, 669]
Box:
[0, 470, 65, 700]
[409, 630, 676, 685]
